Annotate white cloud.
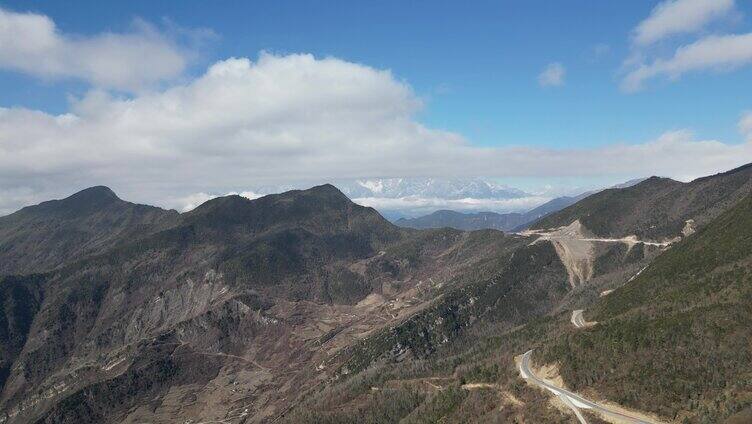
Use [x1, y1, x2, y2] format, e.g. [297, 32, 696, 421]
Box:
[740, 111, 752, 141]
[622, 33, 752, 91]
[623, 0, 749, 91]
[1, 52, 751, 215]
[633, 0, 735, 45]
[352, 195, 550, 217]
[0, 7, 194, 91]
[538, 62, 565, 87]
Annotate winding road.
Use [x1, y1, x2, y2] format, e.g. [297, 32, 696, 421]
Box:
[570, 310, 588, 328]
[570, 310, 598, 329]
[518, 350, 658, 424]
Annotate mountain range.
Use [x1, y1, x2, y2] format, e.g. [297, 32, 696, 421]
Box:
[393, 193, 588, 231]
[393, 178, 646, 232]
[334, 177, 547, 220]
[335, 178, 528, 200]
[1, 166, 751, 423]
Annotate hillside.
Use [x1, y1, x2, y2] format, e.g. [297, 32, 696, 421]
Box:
[3, 2, 751, 423]
[281, 167, 752, 423]
[395, 194, 586, 232]
[0, 186, 178, 276]
[521, 192, 593, 224]
[541, 193, 752, 422]
[395, 210, 527, 231]
[531, 163, 752, 240]
[0, 185, 524, 424]
[3, 165, 752, 423]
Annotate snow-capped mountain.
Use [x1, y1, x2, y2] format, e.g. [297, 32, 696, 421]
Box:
[184, 178, 549, 219]
[335, 178, 530, 200]
[327, 178, 550, 219]
[175, 177, 646, 220]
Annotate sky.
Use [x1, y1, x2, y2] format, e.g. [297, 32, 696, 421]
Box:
[1, 0, 752, 215]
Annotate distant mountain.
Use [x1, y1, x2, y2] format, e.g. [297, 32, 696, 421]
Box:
[610, 177, 647, 189]
[518, 178, 645, 229]
[532, 163, 752, 240]
[514, 193, 591, 227]
[182, 184, 394, 240]
[394, 193, 589, 231]
[390, 178, 649, 232]
[0, 186, 178, 275]
[205, 178, 547, 219]
[395, 210, 526, 231]
[336, 177, 529, 200]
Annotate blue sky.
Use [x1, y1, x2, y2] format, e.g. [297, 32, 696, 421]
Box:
[1, 0, 752, 214]
[3, 0, 751, 146]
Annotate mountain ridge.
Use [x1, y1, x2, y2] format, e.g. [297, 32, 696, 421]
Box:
[0, 183, 525, 423]
[532, 163, 752, 240]
[0, 186, 179, 276]
[3, 164, 752, 423]
[394, 193, 589, 232]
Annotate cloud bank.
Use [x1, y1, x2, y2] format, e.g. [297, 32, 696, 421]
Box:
[0, 7, 194, 91]
[0, 52, 751, 215]
[352, 195, 550, 218]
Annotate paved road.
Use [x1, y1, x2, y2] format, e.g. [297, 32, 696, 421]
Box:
[518, 350, 657, 424]
[628, 266, 647, 282]
[571, 310, 587, 328]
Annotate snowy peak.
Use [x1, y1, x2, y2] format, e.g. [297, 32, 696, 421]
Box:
[339, 177, 530, 200]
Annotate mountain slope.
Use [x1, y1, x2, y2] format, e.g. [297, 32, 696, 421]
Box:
[519, 193, 589, 225]
[5, 164, 752, 423]
[0, 186, 178, 276]
[395, 194, 587, 232]
[0, 185, 523, 424]
[542, 193, 752, 422]
[532, 163, 752, 240]
[281, 167, 752, 424]
[395, 210, 527, 231]
[0, 275, 45, 392]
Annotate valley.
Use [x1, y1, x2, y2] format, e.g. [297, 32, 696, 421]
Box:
[1, 164, 752, 423]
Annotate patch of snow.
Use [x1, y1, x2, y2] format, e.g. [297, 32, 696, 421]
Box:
[357, 179, 384, 194]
